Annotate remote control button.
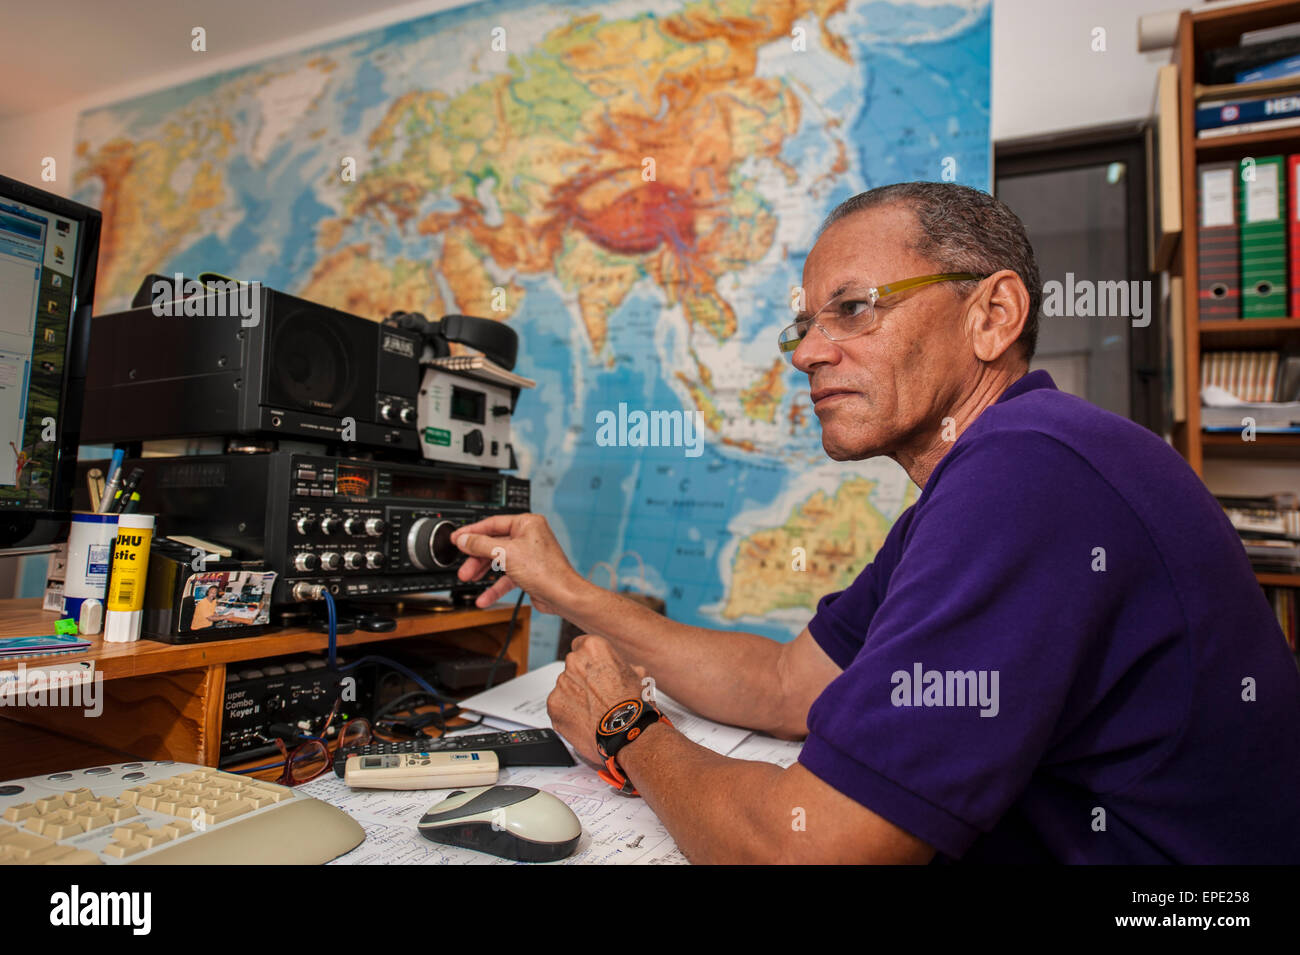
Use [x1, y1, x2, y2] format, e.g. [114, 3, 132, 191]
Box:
[122, 772, 145, 781]
[47, 773, 72, 781]
[122, 763, 143, 770]
[0, 786, 23, 796]
[83, 767, 112, 775]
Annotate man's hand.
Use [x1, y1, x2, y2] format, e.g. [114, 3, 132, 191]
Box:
[547, 634, 647, 766]
[452, 513, 580, 613]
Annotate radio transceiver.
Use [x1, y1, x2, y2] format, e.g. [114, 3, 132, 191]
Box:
[100, 452, 529, 604]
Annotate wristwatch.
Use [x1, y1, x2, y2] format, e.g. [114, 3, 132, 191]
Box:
[595, 698, 672, 796]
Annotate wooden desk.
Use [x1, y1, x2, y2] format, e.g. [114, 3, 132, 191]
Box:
[0, 598, 529, 774]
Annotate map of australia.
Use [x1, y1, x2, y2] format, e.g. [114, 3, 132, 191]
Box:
[73, 0, 991, 658]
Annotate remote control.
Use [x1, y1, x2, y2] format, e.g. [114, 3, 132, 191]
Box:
[344, 751, 500, 790]
[334, 728, 574, 777]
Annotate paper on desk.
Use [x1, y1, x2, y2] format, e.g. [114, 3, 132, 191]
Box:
[306, 763, 689, 865]
[309, 733, 804, 865]
[457, 660, 751, 756]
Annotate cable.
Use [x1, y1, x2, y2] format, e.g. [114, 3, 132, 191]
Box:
[485, 590, 524, 691]
[323, 589, 338, 669]
[448, 590, 526, 733]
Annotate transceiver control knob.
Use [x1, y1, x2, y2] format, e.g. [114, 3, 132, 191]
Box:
[319, 516, 341, 535]
[294, 552, 319, 573]
[319, 551, 341, 572]
[463, 429, 485, 456]
[366, 551, 385, 569]
[343, 551, 365, 571]
[399, 406, 417, 425]
[343, 516, 366, 536]
[295, 515, 317, 535]
[364, 517, 386, 537]
[405, 518, 461, 570]
[380, 402, 397, 422]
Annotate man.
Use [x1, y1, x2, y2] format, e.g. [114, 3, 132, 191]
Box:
[190, 586, 232, 630]
[453, 182, 1300, 864]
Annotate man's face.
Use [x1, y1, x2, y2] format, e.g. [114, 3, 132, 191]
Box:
[794, 204, 974, 461]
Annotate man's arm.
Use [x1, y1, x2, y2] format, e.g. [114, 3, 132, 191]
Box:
[454, 514, 841, 737]
[619, 722, 934, 864]
[547, 634, 933, 864]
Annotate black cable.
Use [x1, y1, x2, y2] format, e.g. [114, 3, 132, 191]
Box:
[374, 690, 442, 721]
[453, 590, 526, 733]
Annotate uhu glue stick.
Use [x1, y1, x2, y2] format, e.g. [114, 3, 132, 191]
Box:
[105, 513, 154, 643]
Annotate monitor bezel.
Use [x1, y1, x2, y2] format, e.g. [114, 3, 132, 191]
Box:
[0, 173, 102, 551]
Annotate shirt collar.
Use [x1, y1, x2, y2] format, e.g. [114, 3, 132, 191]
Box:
[995, 369, 1057, 405]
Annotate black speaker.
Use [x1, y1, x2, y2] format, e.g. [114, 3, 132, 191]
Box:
[82, 285, 422, 453]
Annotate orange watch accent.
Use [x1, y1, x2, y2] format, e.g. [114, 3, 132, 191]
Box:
[595, 701, 672, 796]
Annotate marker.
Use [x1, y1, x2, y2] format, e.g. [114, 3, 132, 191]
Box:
[112, 468, 144, 514]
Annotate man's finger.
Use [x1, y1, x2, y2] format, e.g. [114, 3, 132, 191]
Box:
[453, 531, 506, 559]
[457, 556, 492, 582]
[473, 575, 518, 608]
[452, 513, 531, 546]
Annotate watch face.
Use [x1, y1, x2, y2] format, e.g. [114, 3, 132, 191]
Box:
[600, 700, 642, 734]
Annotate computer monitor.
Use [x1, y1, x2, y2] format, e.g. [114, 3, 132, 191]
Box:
[0, 174, 101, 552]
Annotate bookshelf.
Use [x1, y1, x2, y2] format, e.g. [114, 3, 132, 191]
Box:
[1169, 0, 1300, 638]
[1173, 0, 1300, 472]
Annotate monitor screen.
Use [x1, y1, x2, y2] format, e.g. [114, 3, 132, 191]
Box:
[0, 175, 100, 550]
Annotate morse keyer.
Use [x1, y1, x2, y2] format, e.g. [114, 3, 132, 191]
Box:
[385, 312, 535, 471]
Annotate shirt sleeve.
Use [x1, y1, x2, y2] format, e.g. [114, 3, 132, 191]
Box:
[796, 429, 1165, 858]
[807, 503, 915, 669]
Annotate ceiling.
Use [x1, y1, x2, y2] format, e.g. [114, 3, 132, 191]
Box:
[0, 0, 449, 120]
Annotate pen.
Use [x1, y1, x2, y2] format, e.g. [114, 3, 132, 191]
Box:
[98, 449, 126, 514]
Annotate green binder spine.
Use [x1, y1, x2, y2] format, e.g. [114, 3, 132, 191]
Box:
[1240, 155, 1289, 319]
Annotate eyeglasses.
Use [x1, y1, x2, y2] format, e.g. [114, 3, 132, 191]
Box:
[777, 272, 984, 363]
[270, 699, 373, 787]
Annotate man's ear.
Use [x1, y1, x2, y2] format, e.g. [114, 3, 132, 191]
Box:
[966, 269, 1029, 363]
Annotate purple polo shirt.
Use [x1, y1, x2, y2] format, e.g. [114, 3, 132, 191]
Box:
[798, 370, 1300, 863]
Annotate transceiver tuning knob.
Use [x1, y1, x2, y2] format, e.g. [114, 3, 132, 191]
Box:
[405, 518, 461, 570]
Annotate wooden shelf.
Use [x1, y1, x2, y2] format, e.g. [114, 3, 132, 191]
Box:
[1194, 126, 1300, 160]
[1201, 431, 1300, 458]
[1200, 317, 1300, 348]
[0, 598, 531, 770]
[0, 599, 530, 683]
[1257, 572, 1300, 588]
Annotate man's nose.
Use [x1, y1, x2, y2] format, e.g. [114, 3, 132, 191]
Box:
[791, 325, 841, 374]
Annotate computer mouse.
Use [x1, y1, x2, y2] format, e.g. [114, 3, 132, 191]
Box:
[417, 784, 582, 862]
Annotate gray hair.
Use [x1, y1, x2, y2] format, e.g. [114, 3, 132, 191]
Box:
[818, 182, 1042, 360]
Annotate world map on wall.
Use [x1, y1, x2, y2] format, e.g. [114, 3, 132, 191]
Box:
[73, 0, 991, 661]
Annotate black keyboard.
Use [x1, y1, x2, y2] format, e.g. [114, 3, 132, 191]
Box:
[334, 728, 575, 777]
